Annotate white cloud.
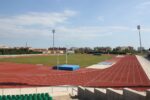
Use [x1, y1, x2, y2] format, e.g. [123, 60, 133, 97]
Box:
[97, 16, 104, 21]
[135, 1, 150, 15]
[54, 26, 130, 40]
[55, 26, 150, 43]
[0, 10, 76, 27]
[1, 10, 150, 43]
[136, 1, 150, 9]
[0, 10, 77, 38]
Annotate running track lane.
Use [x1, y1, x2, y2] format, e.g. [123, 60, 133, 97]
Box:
[85, 56, 150, 87]
[0, 55, 150, 90]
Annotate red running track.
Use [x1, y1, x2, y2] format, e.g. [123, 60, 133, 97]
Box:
[0, 55, 150, 90]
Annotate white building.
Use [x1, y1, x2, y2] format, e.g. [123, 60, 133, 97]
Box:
[0, 45, 11, 49]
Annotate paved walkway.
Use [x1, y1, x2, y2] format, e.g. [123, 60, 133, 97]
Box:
[136, 55, 150, 80]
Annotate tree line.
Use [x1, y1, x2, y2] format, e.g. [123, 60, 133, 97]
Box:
[0, 48, 42, 55]
[74, 47, 140, 55]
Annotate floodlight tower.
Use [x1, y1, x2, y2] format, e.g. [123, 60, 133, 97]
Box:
[52, 29, 59, 69]
[52, 29, 55, 54]
[137, 25, 142, 53]
[25, 42, 28, 48]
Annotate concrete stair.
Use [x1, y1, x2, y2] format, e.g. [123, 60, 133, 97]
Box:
[78, 86, 150, 100]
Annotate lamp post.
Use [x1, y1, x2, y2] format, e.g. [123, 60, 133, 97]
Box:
[137, 25, 142, 53]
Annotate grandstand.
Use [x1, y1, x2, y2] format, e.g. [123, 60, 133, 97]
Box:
[0, 55, 150, 99]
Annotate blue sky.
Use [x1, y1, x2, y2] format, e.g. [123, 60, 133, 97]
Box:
[0, 0, 150, 49]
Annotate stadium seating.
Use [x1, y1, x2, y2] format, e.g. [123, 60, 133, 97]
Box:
[0, 93, 52, 100]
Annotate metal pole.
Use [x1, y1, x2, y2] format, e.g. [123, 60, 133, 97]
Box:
[2, 88, 3, 95]
[36, 87, 37, 93]
[137, 25, 142, 53]
[139, 29, 142, 53]
[26, 42, 27, 48]
[57, 47, 59, 65]
[52, 29, 59, 70]
[66, 47, 68, 64]
[52, 87, 53, 93]
[26, 42, 28, 54]
[52, 29, 55, 54]
[20, 88, 21, 95]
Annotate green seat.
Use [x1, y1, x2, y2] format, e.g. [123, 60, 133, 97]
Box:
[2, 95, 9, 100]
[16, 94, 20, 98]
[0, 93, 52, 100]
[23, 95, 27, 100]
[7, 95, 12, 100]
[48, 96, 53, 100]
[0, 96, 2, 100]
[2, 95, 6, 100]
[12, 95, 16, 99]
[45, 93, 49, 97]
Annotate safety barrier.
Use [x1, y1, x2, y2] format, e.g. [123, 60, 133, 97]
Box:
[0, 86, 77, 96]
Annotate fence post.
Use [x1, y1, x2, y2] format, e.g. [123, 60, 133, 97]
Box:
[36, 87, 37, 93]
[2, 88, 4, 95]
[20, 88, 21, 95]
[52, 87, 53, 93]
[72, 88, 73, 95]
[67, 86, 68, 92]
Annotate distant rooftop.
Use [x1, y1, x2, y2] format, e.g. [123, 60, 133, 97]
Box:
[0, 45, 11, 49]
